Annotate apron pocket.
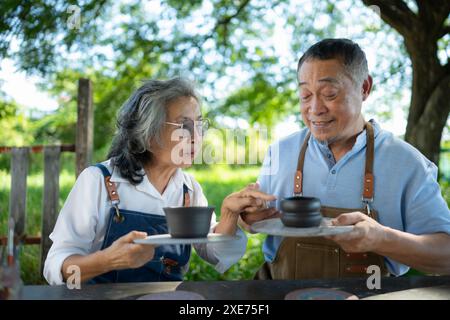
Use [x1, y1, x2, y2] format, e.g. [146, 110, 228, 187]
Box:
[295, 242, 340, 279]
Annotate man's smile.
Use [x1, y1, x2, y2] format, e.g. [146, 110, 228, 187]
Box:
[310, 120, 334, 128]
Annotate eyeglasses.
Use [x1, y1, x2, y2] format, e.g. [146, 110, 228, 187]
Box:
[165, 118, 210, 137]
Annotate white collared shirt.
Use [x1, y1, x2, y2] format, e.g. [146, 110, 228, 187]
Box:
[44, 159, 247, 285]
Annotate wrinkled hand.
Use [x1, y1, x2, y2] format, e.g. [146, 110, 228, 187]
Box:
[104, 231, 155, 270]
[326, 212, 388, 253]
[217, 182, 278, 235]
[237, 182, 281, 232]
[221, 183, 277, 218]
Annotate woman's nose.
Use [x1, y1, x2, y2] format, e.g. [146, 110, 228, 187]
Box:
[192, 125, 202, 141]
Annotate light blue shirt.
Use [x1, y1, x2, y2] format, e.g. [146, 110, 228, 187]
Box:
[258, 119, 450, 276]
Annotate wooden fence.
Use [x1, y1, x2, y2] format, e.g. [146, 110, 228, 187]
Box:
[0, 78, 93, 277]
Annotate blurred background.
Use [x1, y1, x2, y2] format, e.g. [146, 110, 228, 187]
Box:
[0, 0, 449, 284]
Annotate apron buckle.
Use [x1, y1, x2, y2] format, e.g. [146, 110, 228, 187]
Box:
[112, 203, 124, 223]
[362, 197, 373, 218]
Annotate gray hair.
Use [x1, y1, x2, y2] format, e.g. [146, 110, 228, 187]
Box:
[108, 77, 200, 184]
[297, 38, 369, 86]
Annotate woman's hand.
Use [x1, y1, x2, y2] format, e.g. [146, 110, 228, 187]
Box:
[215, 185, 277, 235]
[103, 231, 156, 270]
[62, 231, 155, 283]
[237, 182, 280, 232]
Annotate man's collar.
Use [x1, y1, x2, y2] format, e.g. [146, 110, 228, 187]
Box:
[354, 118, 381, 148]
[309, 118, 380, 149]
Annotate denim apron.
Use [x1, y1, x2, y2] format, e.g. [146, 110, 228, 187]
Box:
[89, 163, 191, 283]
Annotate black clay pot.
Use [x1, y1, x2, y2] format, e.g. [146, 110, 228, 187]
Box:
[280, 196, 322, 228]
[163, 206, 214, 238]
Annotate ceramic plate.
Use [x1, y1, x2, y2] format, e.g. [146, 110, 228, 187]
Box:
[285, 288, 358, 300]
[133, 233, 240, 245]
[250, 217, 354, 237]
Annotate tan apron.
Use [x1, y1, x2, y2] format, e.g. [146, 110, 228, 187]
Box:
[256, 122, 389, 280]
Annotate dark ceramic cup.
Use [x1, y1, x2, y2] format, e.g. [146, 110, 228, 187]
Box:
[163, 206, 215, 238]
[280, 196, 322, 228]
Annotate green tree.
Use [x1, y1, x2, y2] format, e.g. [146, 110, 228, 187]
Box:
[362, 0, 450, 167]
[0, 89, 34, 146]
[1, 0, 448, 165]
[0, 0, 108, 75]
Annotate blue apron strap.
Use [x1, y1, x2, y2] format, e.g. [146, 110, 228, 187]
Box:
[94, 163, 112, 178]
[182, 183, 191, 207]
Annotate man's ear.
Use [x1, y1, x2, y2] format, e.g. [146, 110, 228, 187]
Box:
[362, 75, 373, 101]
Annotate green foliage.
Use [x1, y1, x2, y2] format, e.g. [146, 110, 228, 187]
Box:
[439, 180, 450, 204]
[32, 104, 77, 145]
[1, 0, 427, 154]
[166, 0, 203, 18]
[0, 95, 17, 118]
[212, 73, 298, 127]
[38, 57, 167, 152]
[0, 91, 34, 147]
[186, 165, 260, 215]
[0, 0, 109, 75]
[0, 113, 34, 146]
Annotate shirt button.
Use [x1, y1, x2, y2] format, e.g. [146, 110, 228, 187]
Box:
[331, 170, 336, 174]
[327, 154, 332, 159]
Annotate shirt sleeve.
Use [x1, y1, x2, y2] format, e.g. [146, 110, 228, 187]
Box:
[403, 157, 450, 235]
[43, 167, 104, 285]
[189, 175, 248, 273]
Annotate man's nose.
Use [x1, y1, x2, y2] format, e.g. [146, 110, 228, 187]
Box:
[310, 96, 327, 115]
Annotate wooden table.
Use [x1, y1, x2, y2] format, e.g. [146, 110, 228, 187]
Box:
[20, 275, 450, 300]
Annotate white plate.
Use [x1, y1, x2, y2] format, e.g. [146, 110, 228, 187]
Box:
[134, 233, 240, 245]
[250, 217, 354, 237]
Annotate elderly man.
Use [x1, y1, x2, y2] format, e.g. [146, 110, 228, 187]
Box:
[240, 38, 450, 279]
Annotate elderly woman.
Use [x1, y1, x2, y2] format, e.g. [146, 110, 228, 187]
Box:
[44, 78, 275, 285]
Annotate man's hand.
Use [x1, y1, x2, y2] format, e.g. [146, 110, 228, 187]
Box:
[326, 212, 388, 253]
[328, 212, 450, 274]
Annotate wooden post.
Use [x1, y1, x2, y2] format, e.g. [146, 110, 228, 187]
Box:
[40, 146, 61, 276]
[9, 147, 30, 238]
[76, 78, 93, 177]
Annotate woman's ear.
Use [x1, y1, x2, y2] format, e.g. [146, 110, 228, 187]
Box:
[362, 75, 373, 101]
